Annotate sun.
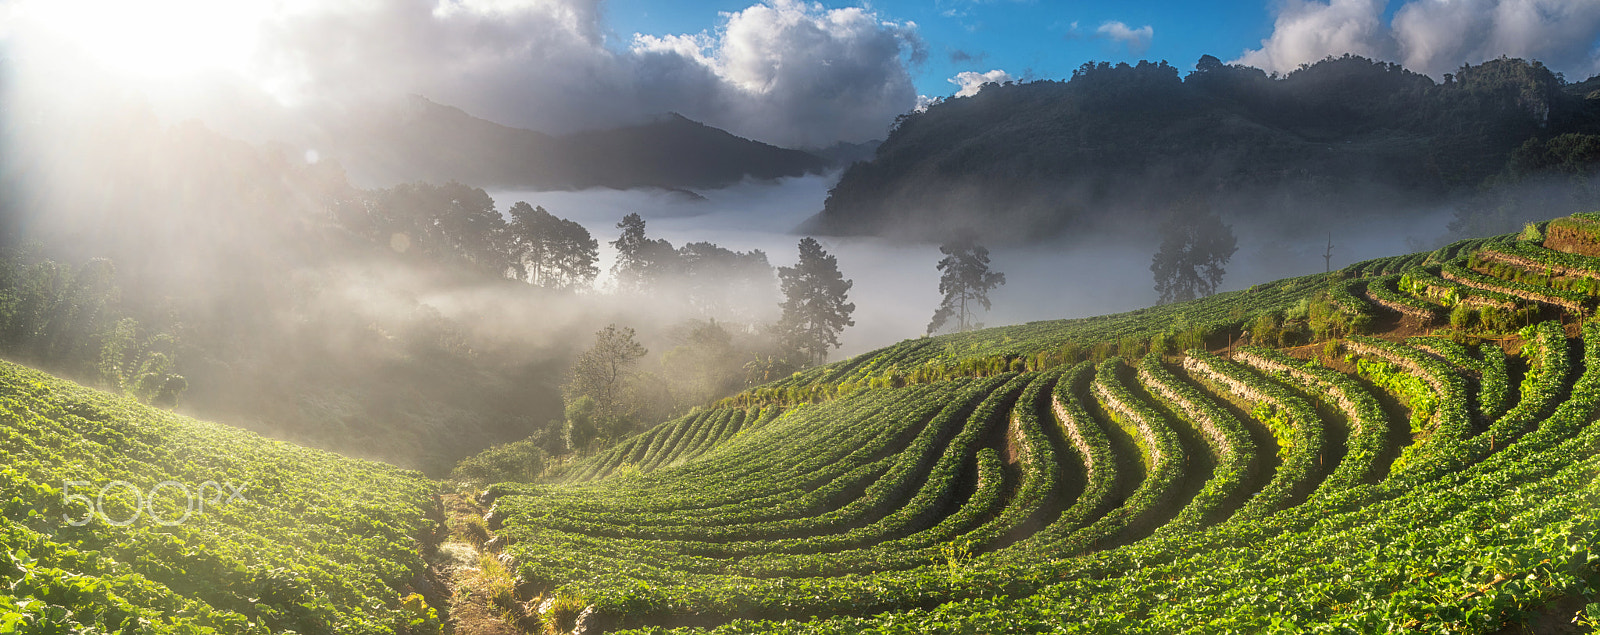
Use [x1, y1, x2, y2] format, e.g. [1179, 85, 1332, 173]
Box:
[12, 0, 273, 81]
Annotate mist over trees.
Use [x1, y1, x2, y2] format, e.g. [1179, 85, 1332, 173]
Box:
[507, 201, 599, 290]
[777, 238, 856, 366]
[927, 236, 1006, 334]
[1151, 199, 1238, 304]
[809, 55, 1600, 244]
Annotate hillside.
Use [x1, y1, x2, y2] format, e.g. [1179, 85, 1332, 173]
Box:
[8, 215, 1600, 633]
[805, 55, 1600, 243]
[328, 97, 830, 190]
[471, 214, 1600, 633]
[0, 359, 440, 633]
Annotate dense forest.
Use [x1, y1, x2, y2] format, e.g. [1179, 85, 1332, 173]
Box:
[808, 55, 1600, 243]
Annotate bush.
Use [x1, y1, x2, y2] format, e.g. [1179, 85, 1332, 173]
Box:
[1251, 312, 1281, 347]
[452, 438, 549, 486]
[1450, 304, 1476, 329]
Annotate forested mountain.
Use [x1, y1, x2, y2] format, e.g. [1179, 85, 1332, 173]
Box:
[329, 96, 830, 190]
[806, 55, 1600, 243]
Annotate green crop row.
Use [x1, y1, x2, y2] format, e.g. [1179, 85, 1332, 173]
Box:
[1347, 335, 1474, 473]
[1407, 336, 1513, 423]
[610, 323, 1600, 633]
[498, 385, 959, 533]
[1232, 346, 1390, 492]
[1090, 358, 1188, 541]
[1365, 273, 1441, 322]
[1136, 354, 1256, 531]
[1442, 258, 1589, 312]
[0, 360, 439, 635]
[1181, 350, 1325, 519]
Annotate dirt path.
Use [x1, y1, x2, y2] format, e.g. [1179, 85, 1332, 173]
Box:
[427, 490, 536, 634]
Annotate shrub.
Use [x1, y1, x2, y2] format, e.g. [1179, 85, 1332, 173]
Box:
[452, 438, 549, 487]
[1450, 304, 1476, 329]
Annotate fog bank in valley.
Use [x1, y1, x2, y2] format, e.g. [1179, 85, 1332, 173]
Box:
[492, 176, 1458, 358]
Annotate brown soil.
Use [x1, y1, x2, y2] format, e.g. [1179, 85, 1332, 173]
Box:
[431, 491, 531, 635]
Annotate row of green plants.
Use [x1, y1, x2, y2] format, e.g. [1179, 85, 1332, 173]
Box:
[736, 373, 1061, 578]
[1407, 336, 1512, 421]
[0, 361, 440, 634]
[1442, 258, 1589, 312]
[1455, 321, 1572, 465]
[507, 384, 961, 528]
[1230, 346, 1390, 493]
[1135, 355, 1256, 531]
[1474, 239, 1600, 280]
[1347, 335, 1474, 473]
[494, 379, 1009, 588]
[1180, 350, 1326, 519]
[607, 322, 1600, 633]
[1364, 273, 1441, 321]
[1090, 359, 1187, 541]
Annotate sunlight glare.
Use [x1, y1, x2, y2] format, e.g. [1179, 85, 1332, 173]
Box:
[17, 0, 271, 80]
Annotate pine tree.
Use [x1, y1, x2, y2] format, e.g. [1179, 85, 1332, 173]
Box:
[777, 238, 855, 365]
[927, 236, 1005, 334]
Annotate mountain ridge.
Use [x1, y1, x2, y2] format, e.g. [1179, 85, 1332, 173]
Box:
[805, 55, 1600, 243]
[329, 95, 832, 191]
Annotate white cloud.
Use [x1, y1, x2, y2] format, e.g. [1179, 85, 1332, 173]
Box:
[949, 69, 1014, 97]
[226, 0, 923, 147]
[1393, 0, 1600, 77]
[1232, 0, 1391, 74]
[1234, 0, 1600, 78]
[1095, 21, 1154, 55]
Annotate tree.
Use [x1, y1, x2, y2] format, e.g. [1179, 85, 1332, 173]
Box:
[677, 242, 776, 322]
[563, 324, 648, 428]
[777, 238, 855, 366]
[506, 202, 598, 290]
[927, 236, 1006, 334]
[1150, 198, 1238, 304]
[610, 213, 680, 294]
[365, 181, 510, 275]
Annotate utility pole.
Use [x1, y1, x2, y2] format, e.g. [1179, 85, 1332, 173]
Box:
[1323, 233, 1334, 273]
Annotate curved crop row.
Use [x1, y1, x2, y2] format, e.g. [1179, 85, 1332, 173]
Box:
[1180, 350, 1325, 518]
[1364, 273, 1440, 323]
[1442, 258, 1588, 312]
[1345, 335, 1473, 472]
[1135, 354, 1256, 530]
[1408, 336, 1513, 423]
[1232, 346, 1391, 491]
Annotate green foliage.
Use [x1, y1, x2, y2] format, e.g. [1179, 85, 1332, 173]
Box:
[506, 201, 599, 290]
[0, 252, 184, 407]
[0, 360, 435, 634]
[564, 324, 648, 434]
[1150, 197, 1238, 304]
[452, 438, 549, 487]
[777, 238, 856, 366]
[927, 236, 1006, 335]
[819, 55, 1582, 243]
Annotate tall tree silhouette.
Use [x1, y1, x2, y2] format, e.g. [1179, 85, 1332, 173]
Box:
[1150, 198, 1237, 304]
[777, 238, 855, 365]
[506, 202, 598, 290]
[610, 213, 678, 294]
[927, 236, 1006, 334]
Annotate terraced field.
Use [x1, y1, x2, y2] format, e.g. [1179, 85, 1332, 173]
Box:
[6, 215, 1600, 633]
[485, 216, 1600, 634]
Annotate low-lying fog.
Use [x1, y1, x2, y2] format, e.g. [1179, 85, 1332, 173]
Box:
[493, 175, 1455, 357]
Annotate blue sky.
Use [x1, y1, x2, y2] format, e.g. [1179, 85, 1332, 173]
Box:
[602, 1, 1276, 98]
